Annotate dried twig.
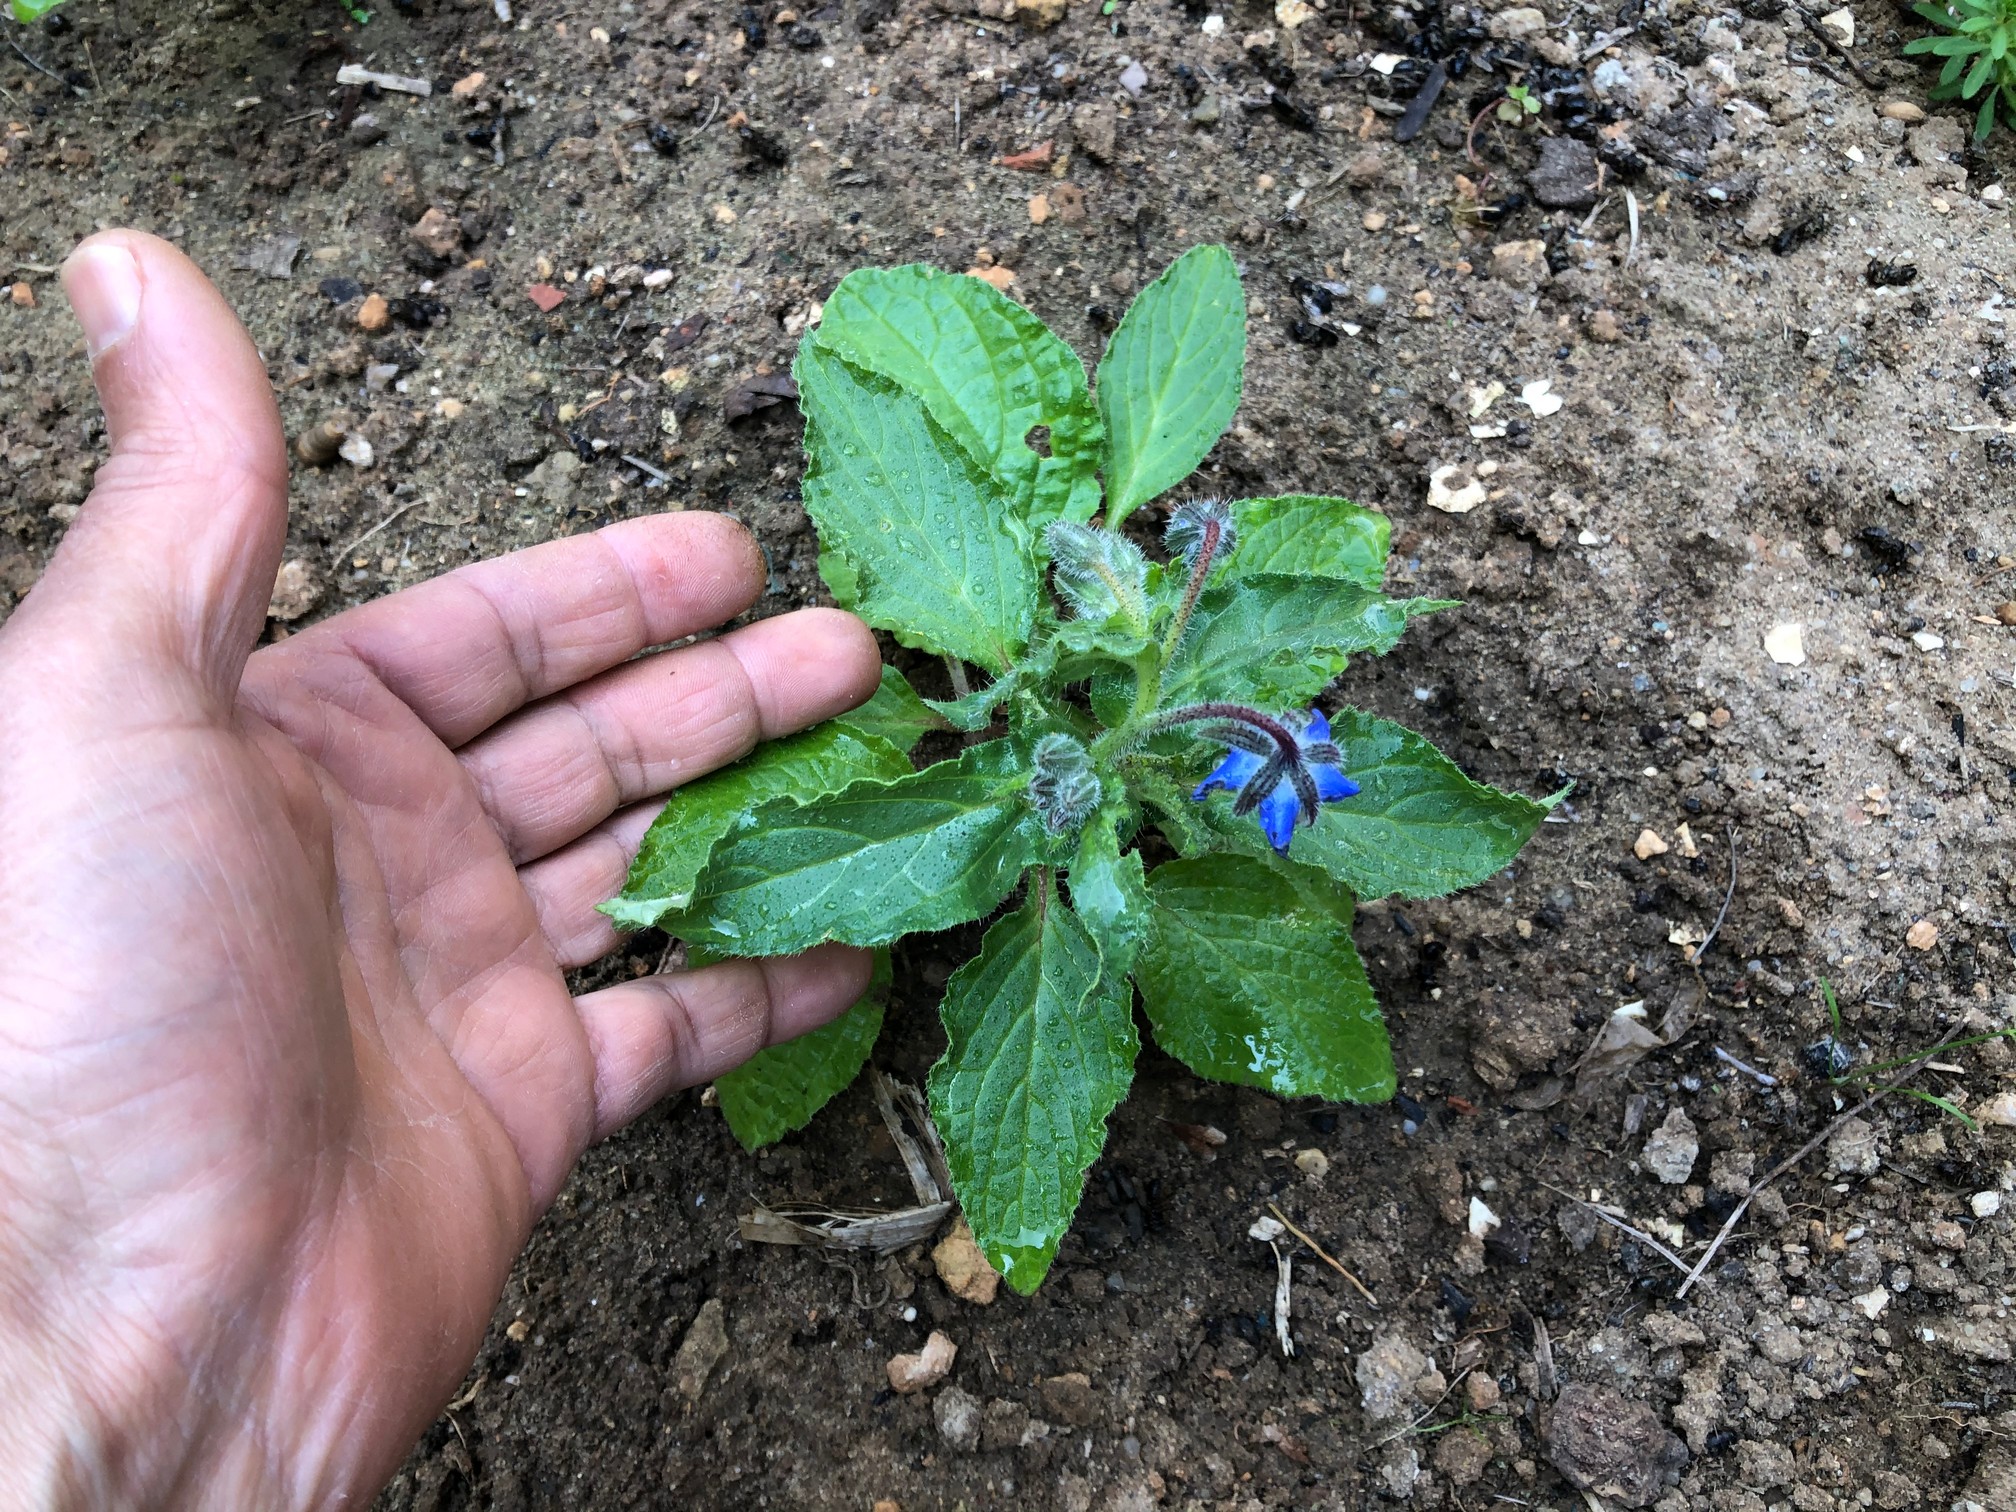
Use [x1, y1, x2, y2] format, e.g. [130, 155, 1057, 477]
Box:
[1538, 1182, 1691, 1275]
[1675, 1027, 1963, 1298]
[1694, 824, 1739, 960]
[1266, 1202, 1378, 1306]
[1792, 5, 1876, 86]
[332, 499, 418, 564]
[9, 38, 75, 90]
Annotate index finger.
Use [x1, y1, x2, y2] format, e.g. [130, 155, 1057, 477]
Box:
[281, 513, 767, 748]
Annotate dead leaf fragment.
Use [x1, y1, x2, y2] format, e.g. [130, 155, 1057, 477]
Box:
[724, 371, 800, 421]
[1906, 919, 1938, 951]
[966, 264, 1017, 291]
[997, 140, 1055, 172]
[887, 1329, 957, 1393]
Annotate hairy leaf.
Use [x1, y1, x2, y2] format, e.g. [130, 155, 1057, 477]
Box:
[1226, 495, 1391, 591]
[670, 740, 1046, 953]
[1161, 575, 1452, 710]
[1067, 809, 1152, 979]
[1097, 245, 1246, 526]
[714, 953, 890, 1150]
[1137, 854, 1394, 1101]
[1198, 708, 1558, 898]
[604, 724, 913, 930]
[929, 882, 1136, 1293]
[838, 666, 946, 753]
[814, 266, 1103, 528]
[797, 342, 1038, 672]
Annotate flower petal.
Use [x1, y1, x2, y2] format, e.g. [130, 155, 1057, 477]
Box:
[1315, 764, 1360, 802]
[1302, 707, 1331, 741]
[1192, 745, 1263, 798]
[1257, 783, 1300, 852]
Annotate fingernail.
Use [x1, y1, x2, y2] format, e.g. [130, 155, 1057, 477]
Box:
[62, 241, 142, 361]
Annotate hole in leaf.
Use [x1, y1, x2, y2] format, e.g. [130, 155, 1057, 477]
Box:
[1024, 424, 1053, 458]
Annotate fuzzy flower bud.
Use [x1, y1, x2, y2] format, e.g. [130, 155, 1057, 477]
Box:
[1163, 497, 1237, 567]
[1027, 733, 1103, 836]
[1045, 520, 1150, 624]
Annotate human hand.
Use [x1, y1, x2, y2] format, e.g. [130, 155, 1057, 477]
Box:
[0, 231, 880, 1508]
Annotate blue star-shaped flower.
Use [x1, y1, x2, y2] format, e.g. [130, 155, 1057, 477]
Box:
[1192, 708, 1359, 853]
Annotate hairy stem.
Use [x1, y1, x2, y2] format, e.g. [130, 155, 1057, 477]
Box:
[1159, 518, 1223, 665]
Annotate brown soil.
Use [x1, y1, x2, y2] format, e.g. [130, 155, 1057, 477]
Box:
[6, 0, 2016, 1507]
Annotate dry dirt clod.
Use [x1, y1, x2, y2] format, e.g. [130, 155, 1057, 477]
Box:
[1545, 1381, 1690, 1508]
[933, 1385, 982, 1451]
[932, 1217, 1001, 1305]
[1355, 1332, 1431, 1423]
[267, 559, 321, 622]
[672, 1298, 729, 1403]
[886, 1329, 956, 1393]
[356, 292, 390, 332]
[409, 207, 464, 259]
[10, 281, 37, 308]
[1906, 918, 1939, 951]
[1641, 1106, 1699, 1185]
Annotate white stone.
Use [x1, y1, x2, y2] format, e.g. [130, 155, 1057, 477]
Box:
[1427, 463, 1487, 515]
[1971, 1191, 2002, 1218]
[1852, 1286, 1890, 1320]
[1468, 1196, 1501, 1238]
[1912, 630, 1946, 652]
[1764, 623, 1806, 666]
[1819, 6, 1855, 46]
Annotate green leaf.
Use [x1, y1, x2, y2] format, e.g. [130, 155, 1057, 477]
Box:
[1161, 575, 1452, 710]
[1136, 854, 1394, 1101]
[1197, 707, 1557, 899]
[796, 342, 1039, 673]
[1096, 245, 1246, 526]
[604, 724, 914, 930]
[928, 881, 1137, 1292]
[9, 0, 67, 18]
[837, 666, 946, 754]
[714, 953, 890, 1150]
[1067, 807, 1152, 978]
[813, 266, 1103, 529]
[1226, 495, 1391, 591]
[670, 739, 1046, 953]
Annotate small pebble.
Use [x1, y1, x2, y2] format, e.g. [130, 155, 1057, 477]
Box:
[1971, 1191, 2001, 1218]
[357, 292, 391, 332]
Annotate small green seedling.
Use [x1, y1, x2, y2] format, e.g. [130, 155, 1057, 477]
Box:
[1903, 0, 2016, 139]
[608, 247, 1556, 1292]
[1815, 979, 2010, 1128]
[1495, 83, 1543, 125]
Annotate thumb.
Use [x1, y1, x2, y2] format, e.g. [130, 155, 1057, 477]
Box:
[25, 230, 289, 701]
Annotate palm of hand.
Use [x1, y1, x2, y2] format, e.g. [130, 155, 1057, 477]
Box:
[0, 233, 876, 1504]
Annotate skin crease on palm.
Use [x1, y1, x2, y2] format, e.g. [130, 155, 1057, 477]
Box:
[0, 230, 883, 1508]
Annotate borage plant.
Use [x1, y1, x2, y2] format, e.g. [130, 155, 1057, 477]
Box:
[607, 246, 1558, 1292]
